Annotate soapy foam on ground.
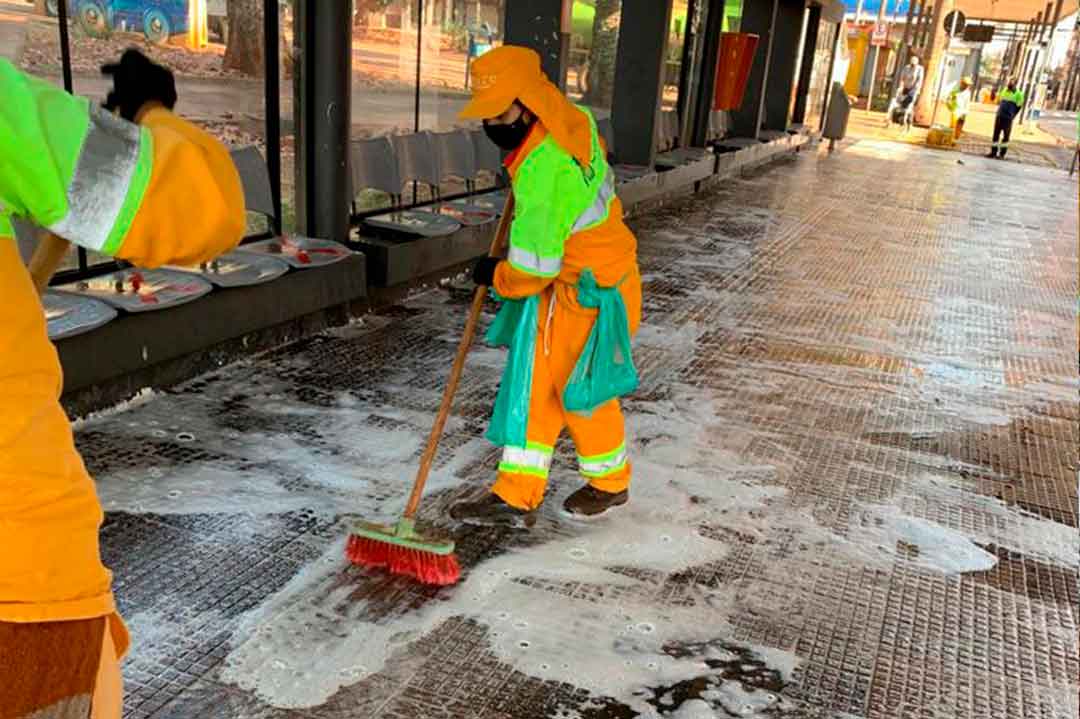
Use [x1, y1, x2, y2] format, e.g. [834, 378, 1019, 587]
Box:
[220, 384, 804, 710]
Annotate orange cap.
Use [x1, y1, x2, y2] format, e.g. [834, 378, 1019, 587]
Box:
[459, 45, 545, 120]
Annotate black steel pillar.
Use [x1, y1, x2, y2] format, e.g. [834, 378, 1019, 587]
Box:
[731, 0, 781, 138]
[611, 0, 675, 165]
[294, 0, 352, 243]
[690, 0, 728, 145]
[504, 0, 567, 87]
[791, 5, 822, 125]
[762, 0, 805, 131]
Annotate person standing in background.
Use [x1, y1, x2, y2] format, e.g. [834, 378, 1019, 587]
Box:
[989, 79, 1025, 159]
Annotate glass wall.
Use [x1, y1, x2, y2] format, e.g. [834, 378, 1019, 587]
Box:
[419, 0, 504, 131]
[663, 0, 689, 111]
[722, 0, 743, 32]
[21, 0, 277, 273]
[804, 20, 838, 131]
[567, 0, 622, 118]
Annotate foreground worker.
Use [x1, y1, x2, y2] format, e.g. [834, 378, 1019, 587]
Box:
[449, 46, 642, 527]
[947, 77, 972, 141]
[989, 80, 1025, 159]
[0, 51, 244, 717]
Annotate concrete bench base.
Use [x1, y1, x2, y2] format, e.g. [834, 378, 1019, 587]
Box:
[59, 255, 367, 416]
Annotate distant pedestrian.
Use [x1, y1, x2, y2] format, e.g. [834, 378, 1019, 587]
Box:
[988, 79, 1025, 159]
[886, 55, 924, 130]
[947, 77, 972, 140]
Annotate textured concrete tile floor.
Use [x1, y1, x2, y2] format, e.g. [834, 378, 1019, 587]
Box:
[78, 139, 1079, 718]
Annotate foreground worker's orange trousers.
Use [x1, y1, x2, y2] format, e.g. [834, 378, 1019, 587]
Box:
[0, 108, 244, 718]
[489, 197, 641, 511]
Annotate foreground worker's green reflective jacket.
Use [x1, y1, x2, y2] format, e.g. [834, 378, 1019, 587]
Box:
[503, 109, 616, 280]
[0, 58, 153, 252]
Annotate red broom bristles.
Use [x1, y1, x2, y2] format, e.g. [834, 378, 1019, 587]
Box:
[346, 535, 462, 586]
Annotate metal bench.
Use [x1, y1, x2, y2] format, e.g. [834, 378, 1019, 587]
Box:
[351, 135, 462, 238]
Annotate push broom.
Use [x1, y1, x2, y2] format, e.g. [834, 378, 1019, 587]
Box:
[346, 192, 516, 586]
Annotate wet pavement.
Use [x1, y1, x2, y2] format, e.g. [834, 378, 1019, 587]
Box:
[79, 139, 1078, 718]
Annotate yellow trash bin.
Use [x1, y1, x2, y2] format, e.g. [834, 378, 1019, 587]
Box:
[926, 124, 955, 147]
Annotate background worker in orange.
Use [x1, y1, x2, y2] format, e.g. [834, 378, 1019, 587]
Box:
[449, 46, 642, 528]
[0, 50, 244, 717]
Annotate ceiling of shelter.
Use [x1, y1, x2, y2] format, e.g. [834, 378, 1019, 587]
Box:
[954, 0, 1077, 23]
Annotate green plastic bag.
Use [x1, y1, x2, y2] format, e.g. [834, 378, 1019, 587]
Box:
[563, 270, 638, 415]
[484, 293, 539, 447]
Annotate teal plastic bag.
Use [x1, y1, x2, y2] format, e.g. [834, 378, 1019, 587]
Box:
[563, 270, 639, 415]
[484, 293, 539, 447]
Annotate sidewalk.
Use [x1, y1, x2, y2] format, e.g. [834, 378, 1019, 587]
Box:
[78, 140, 1078, 719]
[848, 104, 1074, 169]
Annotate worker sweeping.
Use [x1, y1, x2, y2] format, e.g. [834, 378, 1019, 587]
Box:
[0, 51, 244, 717]
[989, 79, 1025, 159]
[448, 46, 642, 527]
[947, 76, 972, 141]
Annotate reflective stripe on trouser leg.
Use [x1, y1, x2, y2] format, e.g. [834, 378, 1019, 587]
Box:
[566, 396, 631, 495]
[493, 442, 554, 511]
[492, 292, 565, 512]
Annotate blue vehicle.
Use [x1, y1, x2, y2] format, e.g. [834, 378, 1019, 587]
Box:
[72, 0, 190, 44]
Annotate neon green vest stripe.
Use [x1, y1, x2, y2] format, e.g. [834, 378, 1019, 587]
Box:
[0, 59, 152, 256]
[508, 108, 612, 278]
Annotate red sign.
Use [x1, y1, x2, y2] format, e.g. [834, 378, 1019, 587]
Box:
[871, 22, 889, 46]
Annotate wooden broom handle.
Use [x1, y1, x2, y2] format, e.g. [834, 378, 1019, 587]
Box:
[404, 192, 516, 519]
[28, 232, 72, 294]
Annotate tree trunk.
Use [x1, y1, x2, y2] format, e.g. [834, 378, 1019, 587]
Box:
[585, 0, 621, 108]
[224, 0, 264, 76]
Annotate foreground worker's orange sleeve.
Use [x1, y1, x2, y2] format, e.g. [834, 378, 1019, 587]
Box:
[0, 109, 243, 666]
[118, 106, 246, 267]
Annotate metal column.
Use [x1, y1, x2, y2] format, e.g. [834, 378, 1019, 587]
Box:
[504, 0, 567, 86]
[690, 0, 728, 146]
[610, 0, 675, 166]
[792, 5, 823, 125]
[731, 0, 781, 138]
[763, 0, 805, 131]
[294, 0, 352, 243]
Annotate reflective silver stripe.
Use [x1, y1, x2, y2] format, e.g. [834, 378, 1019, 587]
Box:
[570, 168, 616, 234]
[579, 448, 628, 477]
[48, 104, 143, 253]
[508, 245, 562, 277]
[501, 445, 554, 472]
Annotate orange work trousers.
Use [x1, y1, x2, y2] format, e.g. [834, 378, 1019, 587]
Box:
[492, 270, 642, 510]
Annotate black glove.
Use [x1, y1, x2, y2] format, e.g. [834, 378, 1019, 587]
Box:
[472, 257, 501, 287]
[101, 49, 177, 122]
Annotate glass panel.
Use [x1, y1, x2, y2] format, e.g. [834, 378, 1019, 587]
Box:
[417, 0, 505, 198]
[723, 0, 743, 33]
[351, 0, 420, 210]
[663, 0, 689, 111]
[43, 0, 274, 265]
[568, 0, 622, 118]
[804, 21, 837, 131]
[281, 0, 296, 233]
[13, 3, 82, 272]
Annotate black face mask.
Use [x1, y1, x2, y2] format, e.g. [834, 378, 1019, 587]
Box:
[483, 113, 534, 151]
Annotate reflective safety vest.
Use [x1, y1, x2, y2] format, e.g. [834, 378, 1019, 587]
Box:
[997, 88, 1025, 121]
[503, 108, 621, 281]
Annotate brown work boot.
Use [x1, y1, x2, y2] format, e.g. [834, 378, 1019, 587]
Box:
[562, 485, 629, 518]
[449, 491, 537, 529]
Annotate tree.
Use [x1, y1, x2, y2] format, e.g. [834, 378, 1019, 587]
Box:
[224, 0, 264, 76]
[585, 0, 621, 108]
